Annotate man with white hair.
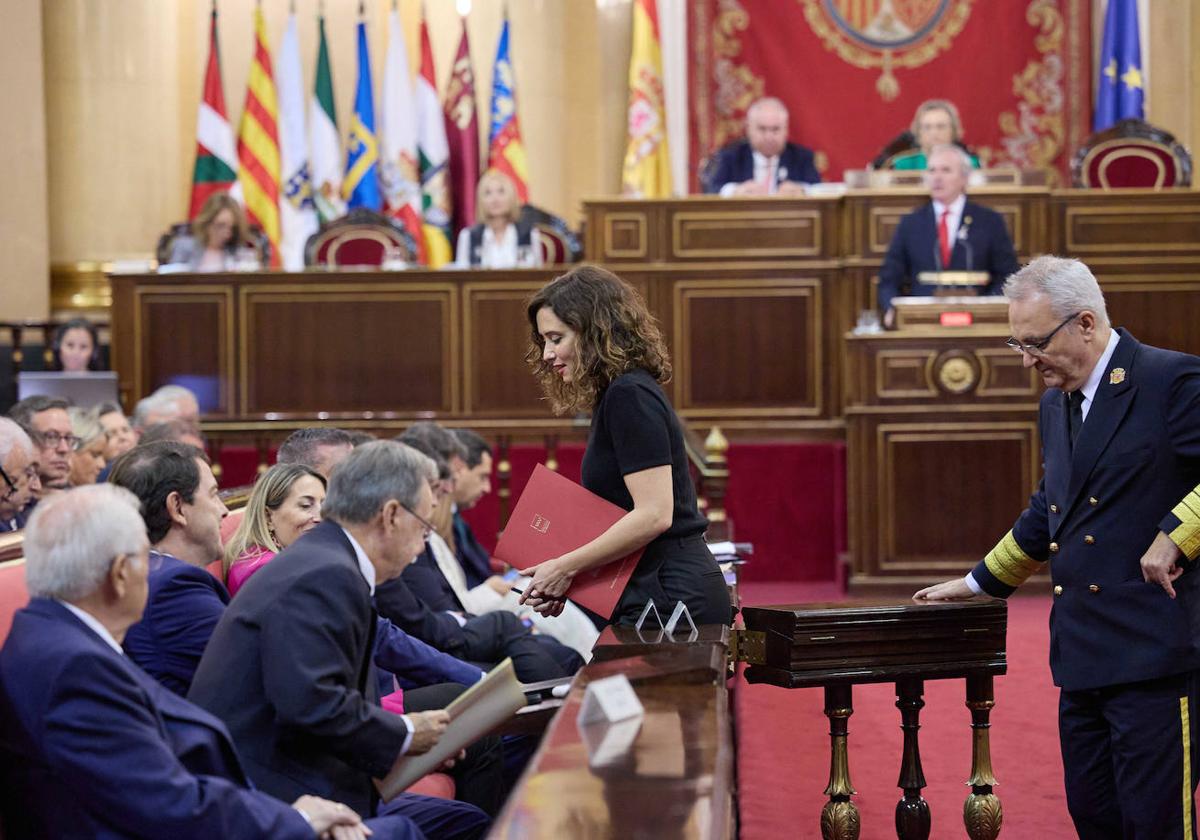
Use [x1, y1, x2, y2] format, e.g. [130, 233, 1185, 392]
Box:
[877, 143, 1018, 325]
[0, 483, 423, 839]
[133, 383, 201, 434]
[190, 441, 490, 839]
[916, 255, 1200, 838]
[704, 96, 821, 195]
[0, 417, 39, 531]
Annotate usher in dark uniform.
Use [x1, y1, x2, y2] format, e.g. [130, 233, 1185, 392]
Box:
[970, 329, 1200, 839]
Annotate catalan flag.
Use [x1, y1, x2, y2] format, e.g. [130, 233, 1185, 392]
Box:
[188, 5, 237, 219]
[344, 19, 382, 211]
[621, 0, 672, 198]
[487, 15, 529, 202]
[235, 7, 281, 267]
[1094, 0, 1144, 131]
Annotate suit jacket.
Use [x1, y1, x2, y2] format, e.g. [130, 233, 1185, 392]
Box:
[453, 511, 494, 589]
[401, 544, 466, 614]
[376, 572, 470, 654]
[188, 520, 409, 816]
[876, 199, 1018, 313]
[0, 598, 313, 839]
[123, 550, 230, 696]
[972, 330, 1200, 691]
[703, 140, 821, 194]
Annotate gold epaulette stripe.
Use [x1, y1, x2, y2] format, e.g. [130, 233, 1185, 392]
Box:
[983, 530, 1044, 588]
[1169, 489, 1200, 561]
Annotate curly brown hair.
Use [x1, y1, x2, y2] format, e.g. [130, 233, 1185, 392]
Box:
[525, 265, 671, 414]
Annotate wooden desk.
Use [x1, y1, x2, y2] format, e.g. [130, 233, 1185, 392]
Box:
[741, 598, 1007, 840]
[490, 637, 734, 839]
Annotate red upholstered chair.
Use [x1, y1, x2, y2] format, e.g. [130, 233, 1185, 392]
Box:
[1072, 118, 1193, 189]
[518, 204, 582, 265]
[0, 559, 29, 646]
[304, 209, 419, 268]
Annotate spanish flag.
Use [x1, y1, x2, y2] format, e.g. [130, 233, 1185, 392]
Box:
[621, 0, 671, 198]
[235, 8, 281, 267]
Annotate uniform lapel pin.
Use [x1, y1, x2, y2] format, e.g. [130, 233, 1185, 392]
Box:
[1109, 368, 1126, 385]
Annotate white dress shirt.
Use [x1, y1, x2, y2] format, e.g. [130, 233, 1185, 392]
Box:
[454, 224, 544, 269]
[720, 151, 781, 196]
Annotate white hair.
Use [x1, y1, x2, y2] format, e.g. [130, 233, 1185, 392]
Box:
[1004, 255, 1110, 327]
[68, 406, 105, 449]
[24, 484, 148, 601]
[926, 143, 973, 177]
[747, 96, 788, 122]
[132, 385, 197, 429]
[0, 417, 34, 464]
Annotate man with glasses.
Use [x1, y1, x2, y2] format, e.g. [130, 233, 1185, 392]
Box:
[189, 441, 490, 839]
[916, 255, 1200, 839]
[8, 396, 76, 521]
[0, 418, 40, 532]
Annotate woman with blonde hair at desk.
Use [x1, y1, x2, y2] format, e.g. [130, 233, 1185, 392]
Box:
[164, 192, 259, 272]
[454, 170, 542, 269]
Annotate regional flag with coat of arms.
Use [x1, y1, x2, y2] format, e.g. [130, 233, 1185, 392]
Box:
[444, 17, 480, 236]
[235, 7, 282, 267]
[621, 0, 671, 198]
[379, 7, 427, 264]
[188, 6, 237, 219]
[487, 15, 529, 203]
[417, 13, 452, 267]
[343, 19, 382, 212]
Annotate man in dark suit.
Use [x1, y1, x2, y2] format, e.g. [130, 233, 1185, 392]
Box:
[0, 418, 39, 533]
[916, 256, 1200, 839]
[703, 96, 820, 195]
[108, 441, 231, 695]
[188, 441, 488, 839]
[451, 428, 497, 588]
[0, 483, 418, 839]
[876, 144, 1019, 325]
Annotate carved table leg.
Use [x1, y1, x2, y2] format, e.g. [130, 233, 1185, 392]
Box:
[964, 673, 1003, 840]
[894, 677, 930, 839]
[821, 683, 860, 840]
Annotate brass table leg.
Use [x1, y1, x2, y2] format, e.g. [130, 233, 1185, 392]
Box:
[821, 683, 860, 840]
[895, 677, 931, 839]
[964, 673, 1003, 839]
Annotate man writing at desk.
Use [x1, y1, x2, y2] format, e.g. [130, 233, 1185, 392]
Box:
[877, 144, 1018, 327]
[704, 96, 820, 196]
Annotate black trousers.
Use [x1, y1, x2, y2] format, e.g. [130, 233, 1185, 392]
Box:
[1059, 670, 1199, 839]
[458, 611, 583, 683]
[403, 683, 508, 818]
[612, 533, 732, 627]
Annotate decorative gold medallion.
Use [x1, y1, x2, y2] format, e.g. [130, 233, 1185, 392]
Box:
[1109, 368, 1126, 385]
[799, 0, 973, 100]
[935, 352, 978, 395]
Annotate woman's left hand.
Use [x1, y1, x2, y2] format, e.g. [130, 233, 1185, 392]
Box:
[519, 559, 573, 617]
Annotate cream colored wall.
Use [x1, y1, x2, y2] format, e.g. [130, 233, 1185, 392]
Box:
[0, 0, 50, 319]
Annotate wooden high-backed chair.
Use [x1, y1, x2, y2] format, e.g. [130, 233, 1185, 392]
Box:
[1072, 118, 1193, 189]
[303, 208, 419, 268]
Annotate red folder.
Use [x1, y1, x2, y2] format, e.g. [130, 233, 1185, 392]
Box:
[493, 463, 642, 619]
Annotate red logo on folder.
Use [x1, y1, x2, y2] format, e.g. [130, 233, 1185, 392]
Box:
[495, 464, 641, 618]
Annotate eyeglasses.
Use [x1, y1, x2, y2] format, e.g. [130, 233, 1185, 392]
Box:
[1005, 312, 1080, 356]
[0, 463, 36, 498]
[34, 431, 82, 451]
[400, 503, 437, 540]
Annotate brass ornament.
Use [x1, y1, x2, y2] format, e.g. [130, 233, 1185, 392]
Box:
[820, 800, 861, 840]
[963, 792, 1003, 840]
[934, 351, 979, 395]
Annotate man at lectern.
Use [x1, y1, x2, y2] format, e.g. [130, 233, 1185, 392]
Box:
[915, 256, 1200, 839]
[877, 144, 1018, 327]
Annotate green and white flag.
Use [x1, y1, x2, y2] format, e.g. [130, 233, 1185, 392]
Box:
[309, 15, 344, 223]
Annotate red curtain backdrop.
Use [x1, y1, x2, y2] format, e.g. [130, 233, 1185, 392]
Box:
[688, 0, 1092, 187]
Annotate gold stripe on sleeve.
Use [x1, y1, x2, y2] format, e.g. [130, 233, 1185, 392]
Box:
[1182, 696, 1194, 840]
[983, 530, 1044, 588]
[1170, 489, 1200, 561]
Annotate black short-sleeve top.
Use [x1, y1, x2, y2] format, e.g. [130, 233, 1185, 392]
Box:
[580, 368, 708, 542]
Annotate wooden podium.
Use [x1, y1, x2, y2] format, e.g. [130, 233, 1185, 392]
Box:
[844, 298, 1045, 594]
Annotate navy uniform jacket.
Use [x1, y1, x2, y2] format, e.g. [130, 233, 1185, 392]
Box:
[0, 598, 316, 840]
[188, 520, 409, 817]
[123, 550, 230, 696]
[702, 140, 821, 194]
[877, 200, 1018, 313]
[972, 330, 1200, 691]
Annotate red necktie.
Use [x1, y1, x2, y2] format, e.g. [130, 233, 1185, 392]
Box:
[938, 209, 952, 268]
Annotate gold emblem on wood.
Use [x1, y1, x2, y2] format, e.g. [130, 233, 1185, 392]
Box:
[934, 351, 979, 395]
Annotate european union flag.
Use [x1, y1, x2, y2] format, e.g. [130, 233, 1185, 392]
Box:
[343, 20, 382, 210]
[1094, 0, 1144, 131]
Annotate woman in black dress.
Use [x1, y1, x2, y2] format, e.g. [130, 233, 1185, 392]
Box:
[520, 265, 731, 626]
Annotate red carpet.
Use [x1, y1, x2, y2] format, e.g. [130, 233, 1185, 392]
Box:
[736, 582, 1073, 839]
